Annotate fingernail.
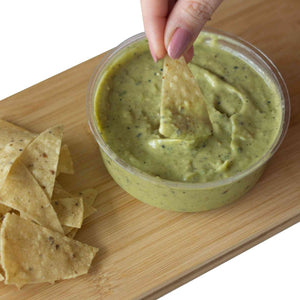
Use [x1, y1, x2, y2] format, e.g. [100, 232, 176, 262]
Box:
[168, 27, 192, 59]
[149, 43, 158, 63]
[184, 46, 194, 63]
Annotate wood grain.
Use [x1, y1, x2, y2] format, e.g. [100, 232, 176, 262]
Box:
[0, 0, 299, 299]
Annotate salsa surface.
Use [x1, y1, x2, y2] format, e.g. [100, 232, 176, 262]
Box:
[95, 33, 282, 183]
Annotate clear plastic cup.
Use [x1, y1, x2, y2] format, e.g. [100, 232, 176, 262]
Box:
[86, 28, 290, 212]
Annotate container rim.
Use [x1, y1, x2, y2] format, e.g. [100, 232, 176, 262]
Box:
[86, 27, 290, 189]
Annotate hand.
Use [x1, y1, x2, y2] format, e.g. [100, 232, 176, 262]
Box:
[140, 0, 223, 62]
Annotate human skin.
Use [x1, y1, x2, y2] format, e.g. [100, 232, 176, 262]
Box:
[140, 0, 223, 62]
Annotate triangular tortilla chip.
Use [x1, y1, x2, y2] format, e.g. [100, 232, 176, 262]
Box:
[52, 181, 72, 198]
[55, 186, 98, 221]
[57, 144, 74, 176]
[0, 273, 4, 281]
[52, 182, 84, 229]
[83, 206, 97, 219]
[0, 160, 63, 233]
[76, 189, 98, 207]
[63, 204, 97, 238]
[62, 225, 74, 235]
[65, 207, 97, 239]
[0, 213, 98, 288]
[0, 120, 35, 189]
[159, 56, 212, 140]
[76, 189, 98, 219]
[53, 183, 73, 235]
[21, 126, 63, 199]
[63, 206, 97, 238]
[53, 185, 98, 236]
[52, 197, 84, 228]
[65, 206, 97, 239]
[66, 228, 78, 239]
[62, 188, 98, 238]
[0, 120, 36, 149]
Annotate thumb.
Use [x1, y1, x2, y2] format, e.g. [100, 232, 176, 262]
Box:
[165, 0, 223, 59]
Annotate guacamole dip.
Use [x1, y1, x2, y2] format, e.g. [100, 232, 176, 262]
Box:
[95, 33, 282, 184]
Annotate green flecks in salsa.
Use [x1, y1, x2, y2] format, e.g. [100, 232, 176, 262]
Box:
[95, 35, 282, 183]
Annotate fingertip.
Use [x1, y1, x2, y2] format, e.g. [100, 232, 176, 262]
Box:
[148, 42, 158, 62]
[148, 40, 167, 62]
[156, 48, 167, 61]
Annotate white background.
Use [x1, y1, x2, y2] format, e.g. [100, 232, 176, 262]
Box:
[0, 1, 299, 299]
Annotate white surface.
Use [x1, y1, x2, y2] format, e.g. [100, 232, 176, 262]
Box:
[0, 1, 299, 299]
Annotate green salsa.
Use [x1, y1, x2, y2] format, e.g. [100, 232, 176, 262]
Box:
[95, 34, 282, 184]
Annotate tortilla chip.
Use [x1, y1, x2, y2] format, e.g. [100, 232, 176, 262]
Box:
[63, 204, 97, 239]
[57, 144, 74, 176]
[148, 138, 195, 149]
[65, 206, 96, 239]
[0, 273, 4, 281]
[66, 228, 78, 239]
[0, 160, 63, 233]
[0, 120, 35, 189]
[77, 189, 98, 207]
[52, 197, 84, 228]
[52, 185, 98, 236]
[77, 189, 98, 218]
[159, 56, 212, 140]
[0, 120, 35, 149]
[53, 182, 73, 234]
[84, 206, 97, 219]
[57, 186, 98, 222]
[63, 206, 97, 238]
[62, 225, 74, 235]
[0, 204, 11, 220]
[52, 182, 84, 229]
[52, 181, 72, 199]
[65, 205, 96, 239]
[61, 189, 98, 238]
[0, 213, 98, 288]
[21, 126, 63, 199]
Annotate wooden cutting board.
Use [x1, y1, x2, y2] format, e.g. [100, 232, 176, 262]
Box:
[0, 0, 299, 298]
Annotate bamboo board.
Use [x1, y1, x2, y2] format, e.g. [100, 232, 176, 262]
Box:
[0, 0, 299, 298]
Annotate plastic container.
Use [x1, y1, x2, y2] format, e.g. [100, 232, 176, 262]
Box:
[86, 28, 290, 212]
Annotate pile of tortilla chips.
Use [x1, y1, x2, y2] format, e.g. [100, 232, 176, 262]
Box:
[0, 120, 98, 288]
